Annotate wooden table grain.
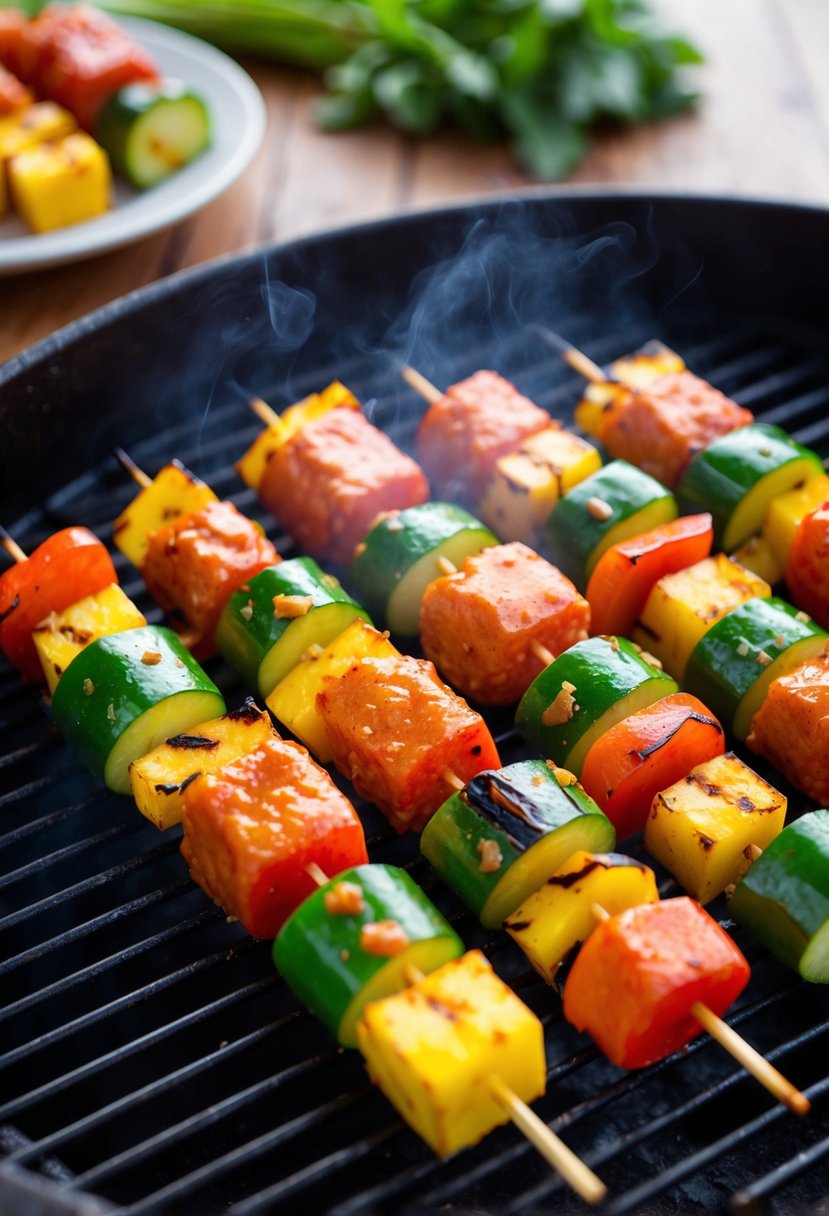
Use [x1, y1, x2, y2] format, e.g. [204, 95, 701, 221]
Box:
[2, 0, 828, 364]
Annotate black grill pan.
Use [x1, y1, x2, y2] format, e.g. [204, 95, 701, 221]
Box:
[1, 193, 828, 1216]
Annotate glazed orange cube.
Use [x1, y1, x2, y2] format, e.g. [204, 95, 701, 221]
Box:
[420, 542, 590, 704]
[416, 371, 550, 502]
[259, 409, 429, 566]
[786, 502, 829, 630]
[142, 500, 279, 657]
[563, 898, 750, 1069]
[181, 736, 367, 938]
[747, 651, 829, 806]
[597, 372, 753, 488]
[316, 654, 500, 832]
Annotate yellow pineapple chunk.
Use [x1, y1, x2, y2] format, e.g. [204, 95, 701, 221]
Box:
[480, 426, 601, 543]
[730, 535, 784, 587]
[574, 343, 685, 436]
[9, 132, 111, 234]
[113, 462, 217, 569]
[34, 584, 146, 694]
[632, 554, 771, 681]
[644, 752, 786, 904]
[763, 473, 829, 569]
[356, 950, 545, 1157]
[130, 700, 277, 829]
[236, 381, 361, 490]
[505, 851, 658, 983]
[267, 618, 398, 762]
[0, 102, 76, 163]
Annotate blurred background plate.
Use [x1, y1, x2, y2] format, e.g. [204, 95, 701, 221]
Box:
[0, 15, 266, 275]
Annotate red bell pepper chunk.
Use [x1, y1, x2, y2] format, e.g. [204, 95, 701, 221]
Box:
[0, 527, 117, 682]
[586, 513, 714, 637]
[0, 63, 32, 113]
[579, 692, 725, 839]
[181, 736, 368, 939]
[786, 500, 829, 631]
[563, 897, 750, 1069]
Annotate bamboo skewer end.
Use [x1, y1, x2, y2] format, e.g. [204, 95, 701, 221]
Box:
[530, 639, 555, 668]
[250, 396, 281, 428]
[402, 365, 443, 405]
[0, 527, 27, 565]
[305, 861, 330, 888]
[442, 767, 466, 793]
[561, 346, 611, 387]
[114, 447, 152, 489]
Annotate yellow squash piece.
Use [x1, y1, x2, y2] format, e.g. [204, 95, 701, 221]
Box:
[763, 473, 829, 570]
[730, 535, 784, 586]
[236, 381, 361, 491]
[505, 851, 659, 983]
[266, 618, 398, 762]
[356, 950, 545, 1158]
[9, 132, 111, 234]
[129, 701, 277, 829]
[574, 342, 685, 435]
[644, 752, 787, 904]
[632, 554, 771, 681]
[33, 583, 146, 694]
[479, 425, 601, 544]
[113, 461, 218, 569]
[0, 102, 76, 163]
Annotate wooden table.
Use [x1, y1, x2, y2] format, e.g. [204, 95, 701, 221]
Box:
[2, 0, 828, 365]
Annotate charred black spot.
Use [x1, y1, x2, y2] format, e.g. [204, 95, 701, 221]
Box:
[698, 834, 715, 850]
[633, 710, 722, 761]
[226, 697, 263, 723]
[154, 783, 181, 796]
[0, 594, 20, 625]
[425, 995, 458, 1021]
[180, 771, 202, 794]
[461, 769, 555, 850]
[737, 795, 756, 811]
[166, 734, 220, 751]
[687, 957, 702, 969]
[633, 618, 660, 641]
[685, 772, 722, 797]
[505, 919, 531, 933]
[470, 744, 482, 756]
[554, 940, 584, 997]
[546, 859, 602, 889]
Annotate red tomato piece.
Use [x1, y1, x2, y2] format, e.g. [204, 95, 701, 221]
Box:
[586, 513, 714, 637]
[563, 897, 750, 1069]
[416, 370, 550, 502]
[181, 736, 368, 939]
[786, 500, 829, 630]
[579, 692, 725, 839]
[22, 3, 158, 129]
[420, 541, 590, 705]
[0, 527, 117, 682]
[0, 64, 32, 113]
[142, 500, 280, 659]
[260, 409, 429, 567]
[317, 654, 500, 833]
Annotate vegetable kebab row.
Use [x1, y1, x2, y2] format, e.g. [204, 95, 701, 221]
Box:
[0, 546, 605, 1201]
[224, 396, 818, 1106]
[399, 363, 829, 810]
[106, 434, 814, 1129]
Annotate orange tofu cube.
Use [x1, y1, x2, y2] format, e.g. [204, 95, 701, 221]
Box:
[747, 651, 829, 806]
[181, 736, 368, 937]
[420, 541, 590, 704]
[317, 654, 500, 833]
[597, 371, 753, 488]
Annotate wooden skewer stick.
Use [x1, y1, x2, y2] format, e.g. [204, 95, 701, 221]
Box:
[114, 447, 152, 490]
[442, 767, 466, 793]
[250, 396, 281, 428]
[402, 365, 443, 405]
[530, 639, 555, 668]
[560, 346, 610, 386]
[591, 904, 810, 1116]
[305, 862, 330, 887]
[0, 526, 27, 565]
[403, 963, 606, 1202]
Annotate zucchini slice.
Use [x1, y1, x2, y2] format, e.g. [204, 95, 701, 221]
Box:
[98, 80, 211, 189]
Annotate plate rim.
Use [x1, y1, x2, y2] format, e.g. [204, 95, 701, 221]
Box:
[0, 14, 266, 275]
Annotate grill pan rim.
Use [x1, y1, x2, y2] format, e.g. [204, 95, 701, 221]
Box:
[3, 187, 829, 389]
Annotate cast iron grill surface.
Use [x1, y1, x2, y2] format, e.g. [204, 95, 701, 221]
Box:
[1, 196, 828, 1216]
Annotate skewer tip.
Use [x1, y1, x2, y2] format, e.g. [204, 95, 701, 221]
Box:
[0, 526, 28, 564]
[114, 447, 152, 489]
[442, 767, 466, 793]
[561, 346, 612, 387]
[250, 396, 281, 428]
[401, 365, 443, 405]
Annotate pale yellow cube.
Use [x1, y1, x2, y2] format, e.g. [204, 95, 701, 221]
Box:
[236, 381, 360, 490]
[632, 554, 771, 681]
[34, 583, 146, 694]
[267, 618, 398, 761]
[763, 473, 829, 569]
[644, 752, 787, 904]
[480, 426, 601, 543]
[9, 132, 111, 234]
[113, 462, 217, 569]
[730, 535, 784, 587]
[0, 102, 76, 163]
[356, 950, 546, 1157]
[130, 701, 277, 829]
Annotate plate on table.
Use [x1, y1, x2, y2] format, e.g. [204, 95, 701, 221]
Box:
[0, 15, 265, 275]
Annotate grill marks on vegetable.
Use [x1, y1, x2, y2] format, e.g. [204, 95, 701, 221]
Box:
[461, 770, 554, 851]
[631, 711, 722, 761]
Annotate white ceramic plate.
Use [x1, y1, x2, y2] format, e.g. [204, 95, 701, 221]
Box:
[0, 15, 265, 275]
